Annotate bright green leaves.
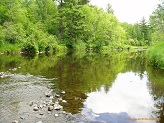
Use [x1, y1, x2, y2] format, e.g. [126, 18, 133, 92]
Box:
[122, 18, 152, 46]
[58, 3, 86, 49]
[82, 5, 126, 49]
[150, 1, 164, 44]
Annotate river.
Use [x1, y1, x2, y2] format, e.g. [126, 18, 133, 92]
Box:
[0, 51, 163, 123]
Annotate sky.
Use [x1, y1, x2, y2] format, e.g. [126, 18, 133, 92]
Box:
[90, 0, 160, 24]
[84, 72, 156, 119]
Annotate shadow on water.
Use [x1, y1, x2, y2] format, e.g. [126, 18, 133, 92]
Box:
[0, 50, 163, 122]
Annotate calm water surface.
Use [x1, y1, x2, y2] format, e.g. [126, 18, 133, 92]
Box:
[0, 51, 163, 123]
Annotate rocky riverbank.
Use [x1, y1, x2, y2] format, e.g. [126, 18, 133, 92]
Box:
[10, 89, 78, 123]
[0, 72, 87, 123]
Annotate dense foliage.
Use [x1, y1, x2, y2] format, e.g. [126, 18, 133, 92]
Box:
[0, 0, 163, 53]
[0, 0, 126, 52]
[122, 18, 152, 46]
[146, 1, 164, 69]
[147, 42, 164, 69]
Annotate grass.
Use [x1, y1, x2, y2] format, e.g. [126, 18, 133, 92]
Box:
[146, 42, 164, 69]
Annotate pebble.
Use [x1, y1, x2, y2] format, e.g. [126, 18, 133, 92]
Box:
[33, 106, 39, 111]
[48, 106, 54, 111]
[39, 112, 44, 115]
[45, 92, 52, 97]
[61, 91, 65, 94]
[62, 100, 67, 103]
[58, 98, 63, 101]
[55, 94, 60, 98]
[50, 96, 53, 99]
[28, 89, 66, 119]
[54, 105, 62, 110]
[29, 101, 33, 106]
[33, 104, 38, 107]
[36, 121, 43, 123]
[55, 114, 59, 117]
[12, 120, 18, 123]
[20, 116, 25, 119]
[12, 68, 17, 71]
[38, 104, 43, 108]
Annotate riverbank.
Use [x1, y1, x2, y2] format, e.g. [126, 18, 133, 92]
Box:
[147, 42, 164, 70]
[0, 72, 88, 123]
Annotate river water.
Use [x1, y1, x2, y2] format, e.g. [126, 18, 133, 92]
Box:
[0, 51, 163, 123]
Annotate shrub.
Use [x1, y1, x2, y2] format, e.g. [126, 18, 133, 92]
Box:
[147, 42, 164, 69]
[21, 42, 38, 53]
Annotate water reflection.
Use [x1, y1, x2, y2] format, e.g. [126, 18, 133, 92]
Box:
[0, 51, 163, 122]
[147, 66, 164, 123]
[84, 72, 158, 123]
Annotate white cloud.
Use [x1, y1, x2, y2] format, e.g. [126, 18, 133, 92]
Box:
[84, 72, 156, 118]
[90, 0, 160, 23]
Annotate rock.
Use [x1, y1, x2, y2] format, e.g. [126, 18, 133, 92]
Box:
[12, 120, 18, 123]
[39, 112, 44, 115]
[50, 102, 55, 106]
[55, 101, 59, 104]
[61, 91, 65, 94]
[46, 100, 53, 106]
[45, 91, 52, 97]
[55, 114, 59, 117]
[20, 116, 25, 119]
[58, 98, 63, 101]
[48, 106, 54, 111]
[33, 106, 39, 111]
[62, 100, 67, 103]
[29, 101, 33, 106]
[48, 111, 52, 114]
[33, 103, 38, 107]
[62, 111, 66, 114]
[36, 121, 43, 123]
[50, 96, 53, 99]
[38, 104, 43, 109]
[55, 94, 60, 98]
[12, 68, 17, 71]
[54, 105, 62, 110]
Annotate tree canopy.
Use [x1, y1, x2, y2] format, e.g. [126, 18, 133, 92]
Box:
[0, 0, 163, 52]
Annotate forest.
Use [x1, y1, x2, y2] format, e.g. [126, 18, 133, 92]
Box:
[0, 0, 164, 68]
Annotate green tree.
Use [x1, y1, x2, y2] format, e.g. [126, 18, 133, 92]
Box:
[150, 1, 164, 44]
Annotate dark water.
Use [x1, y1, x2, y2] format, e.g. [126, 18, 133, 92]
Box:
[0, 51, 163, 123]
